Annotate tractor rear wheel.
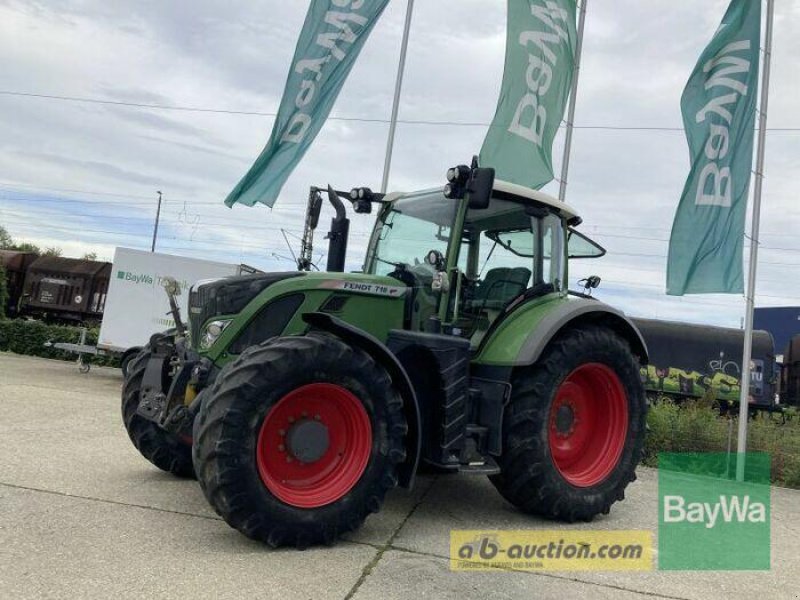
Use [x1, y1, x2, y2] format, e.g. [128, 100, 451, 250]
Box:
[192, 333, 407, 548]
[121, 348, 194, 478]
[490, 326, 646, 521]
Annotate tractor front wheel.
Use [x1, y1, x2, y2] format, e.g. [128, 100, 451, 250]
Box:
[121, 348, 194, 478]
[192, 333, 407, 548]
[491, 326, 646, 521]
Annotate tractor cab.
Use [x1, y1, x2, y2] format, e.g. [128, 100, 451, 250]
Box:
[364, 178, 605, 345]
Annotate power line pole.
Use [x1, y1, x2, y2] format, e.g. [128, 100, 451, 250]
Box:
[380, 0, 415, 194]
[151, 190, 162, 253]
[558, 0, 588, 203]
[737, 0, 775, 481]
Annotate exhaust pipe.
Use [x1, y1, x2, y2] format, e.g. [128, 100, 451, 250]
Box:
[325, 185, 349, 272]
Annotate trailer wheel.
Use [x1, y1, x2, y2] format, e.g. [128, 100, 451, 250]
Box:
[193, 333, 407, 548]
[121, 348, 194, 478]
[490, 326, 646, 521]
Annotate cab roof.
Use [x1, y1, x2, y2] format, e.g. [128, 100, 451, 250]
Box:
[384, 179, 580, 223]
[492, 180, 579, 222]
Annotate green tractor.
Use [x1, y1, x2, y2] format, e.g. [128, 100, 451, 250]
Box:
[122, 161, 648, 548]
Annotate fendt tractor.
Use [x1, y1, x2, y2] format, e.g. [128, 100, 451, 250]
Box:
[122, 160, 648, 548]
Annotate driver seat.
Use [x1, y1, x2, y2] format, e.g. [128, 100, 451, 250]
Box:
[469, 267, 531, 311]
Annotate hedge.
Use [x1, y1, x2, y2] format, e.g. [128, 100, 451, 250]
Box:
[644, 399, 800, 489]
[0, 319, 120, 367]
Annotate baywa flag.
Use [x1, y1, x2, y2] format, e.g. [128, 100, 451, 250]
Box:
[225, 0, 389, 208]
[480, 0, 577, 190]
[667, 0, 761, 295]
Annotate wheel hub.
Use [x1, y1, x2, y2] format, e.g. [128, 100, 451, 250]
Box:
[554, 404, 575, 435]
[285, 419, 329, 463]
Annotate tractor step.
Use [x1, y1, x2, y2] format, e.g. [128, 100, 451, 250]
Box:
[457, 456, 500, 475]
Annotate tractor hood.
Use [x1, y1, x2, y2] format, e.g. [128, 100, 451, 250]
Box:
[189, 272, 304, 344]
[188, 271, 410, 356]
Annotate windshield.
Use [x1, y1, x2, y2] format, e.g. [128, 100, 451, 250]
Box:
[367, 191, 457, 276]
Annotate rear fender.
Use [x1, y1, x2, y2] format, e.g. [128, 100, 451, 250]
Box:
[478, 298, 648, 368]
[516, 299, 649, 366]
[302, 312, 422, 489]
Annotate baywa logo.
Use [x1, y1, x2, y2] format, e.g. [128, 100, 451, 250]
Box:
[658, 452, 771, 570]
[116, 271, 191, 290]
[663, 494, 766, 529]
[117, 270, 154, 285]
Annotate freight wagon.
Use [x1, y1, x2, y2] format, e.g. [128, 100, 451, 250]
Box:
[632, 318, 778, 411]
[19, 256, 111, 323]
[781, 334, 800, 407]
[0, 250, 37, 318]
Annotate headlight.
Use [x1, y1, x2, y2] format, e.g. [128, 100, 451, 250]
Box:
[200, 319, 233, 350]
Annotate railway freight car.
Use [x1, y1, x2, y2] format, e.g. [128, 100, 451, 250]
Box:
[781, 334, 800, 407]
[631, 318, 777, 410]
[0, 250, 37, 317]
[19, 256, 111, 323]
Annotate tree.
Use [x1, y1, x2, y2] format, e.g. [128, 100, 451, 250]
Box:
[13, 242, 42, 254]
[82, 252, 97, 261]
[43, 247, 62, 257]
[0, 225, 13, 249]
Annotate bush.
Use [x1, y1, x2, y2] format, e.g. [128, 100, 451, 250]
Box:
[646, 399, 800, 489]
[0, 319, 119, 367]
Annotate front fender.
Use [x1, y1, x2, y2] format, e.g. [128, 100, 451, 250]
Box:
[476, 296, 648, 367]
[301, 312, 422, 489]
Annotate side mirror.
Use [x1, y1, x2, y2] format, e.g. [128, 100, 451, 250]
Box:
[466, 167, 495, 210]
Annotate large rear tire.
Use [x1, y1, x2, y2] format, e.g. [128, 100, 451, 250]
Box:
[193, 333, 407, 548]
[121, 348, 194, 478]
[490, 326, 646, 521]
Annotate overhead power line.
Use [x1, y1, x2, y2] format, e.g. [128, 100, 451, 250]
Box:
[1, 89, 799, 132]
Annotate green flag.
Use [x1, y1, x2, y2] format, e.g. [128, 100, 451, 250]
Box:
[225, 0, 389, 208]
[479, 0, 577, 190]
[667, 0, 761, 295]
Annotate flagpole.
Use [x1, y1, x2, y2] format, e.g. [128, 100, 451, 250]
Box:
[736, 0, 774, 481]
[558, 0, 588, 203]
[380, 0, 414, 194]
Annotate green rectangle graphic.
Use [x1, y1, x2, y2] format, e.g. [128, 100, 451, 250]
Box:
[658, 452, 770, 570]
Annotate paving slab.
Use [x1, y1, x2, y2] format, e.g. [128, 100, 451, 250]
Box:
[350, 549, 652, 600]
[0, 485, 375, 600]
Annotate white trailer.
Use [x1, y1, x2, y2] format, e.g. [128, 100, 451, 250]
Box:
[50, 248, 254, 373]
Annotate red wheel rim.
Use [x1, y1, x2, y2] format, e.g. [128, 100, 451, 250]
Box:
[256, 383, 372, 508]
[548, 363, 628, 487]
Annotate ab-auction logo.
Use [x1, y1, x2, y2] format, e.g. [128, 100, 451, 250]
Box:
[449, 530, 651, 572]
[658, 453, 770, 570]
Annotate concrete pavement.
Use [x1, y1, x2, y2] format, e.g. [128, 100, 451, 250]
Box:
[0, 352, 797, 599]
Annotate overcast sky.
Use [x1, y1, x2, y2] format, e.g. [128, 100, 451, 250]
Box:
[1, 0, 798, 327]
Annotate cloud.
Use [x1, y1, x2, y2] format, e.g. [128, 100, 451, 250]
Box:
[1, 0, 798, 329]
